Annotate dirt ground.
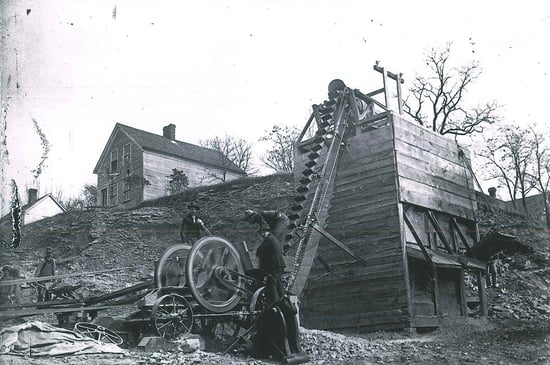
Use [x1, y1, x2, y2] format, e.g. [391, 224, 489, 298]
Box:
[1, 316, 548, 365]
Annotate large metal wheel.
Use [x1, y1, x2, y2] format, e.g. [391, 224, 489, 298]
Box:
[151, 294, 193, 340]
[186, 236, 245, 313]
[155, 244, 192, 288]
[74, 322, 124, 345]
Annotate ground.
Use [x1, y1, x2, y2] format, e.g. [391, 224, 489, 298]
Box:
[1, 174, 549, 364]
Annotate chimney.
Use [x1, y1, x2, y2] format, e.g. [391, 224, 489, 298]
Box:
[163, 124, 176, 141]
[28, 188, 38, 205]
[488, 187, 497, 198]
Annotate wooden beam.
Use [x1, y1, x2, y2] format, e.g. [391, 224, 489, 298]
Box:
[0, 267, 143, 287]
[298, 112, 315, 143]
[403, 213, 432, 263]
[459, 269, 468, 316]
[426, 210, 454, 254]
[0, 304, 135, 318]
[312, 223, 368, 266]
[477, 270, 488, 316]
[373, 64, 405, 83]
[451, 217, 473, 256]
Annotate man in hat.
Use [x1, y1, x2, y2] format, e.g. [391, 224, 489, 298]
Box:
[180, 203, 207, 244]
[35, 248, 56, 302]
[244, 209, 289, 245]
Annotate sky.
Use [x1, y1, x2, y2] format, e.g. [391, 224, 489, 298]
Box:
[1, 0, 549, 214]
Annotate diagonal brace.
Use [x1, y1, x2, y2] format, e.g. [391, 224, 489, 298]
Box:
[312, 223, 367, 266]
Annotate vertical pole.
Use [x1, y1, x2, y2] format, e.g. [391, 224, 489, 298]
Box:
[477, 270, 488, 316]
[381, 67, 390, 109]
[396, 73, 403, 115]
[432, 264, 439, 315]
[459, 269, 468, 316]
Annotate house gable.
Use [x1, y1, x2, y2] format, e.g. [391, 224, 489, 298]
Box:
[22, 194, 66, 225]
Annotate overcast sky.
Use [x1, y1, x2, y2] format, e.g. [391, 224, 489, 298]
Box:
[1, 0, 549, 213]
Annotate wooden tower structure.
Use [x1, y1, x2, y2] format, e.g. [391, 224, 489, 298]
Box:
[285, 66, 487, 331]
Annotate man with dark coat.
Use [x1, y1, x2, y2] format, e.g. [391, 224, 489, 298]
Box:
[256, 228, 286, 304]
[35, 248, 56, 302]
[244, 209, 289, 245]
[180, 204, 207, 244]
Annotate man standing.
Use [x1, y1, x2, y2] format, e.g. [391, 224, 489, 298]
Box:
[244, 209, 289, 245]
[256, 228, 286, 304]
[35, 248, 56, 302]
[180, 203, 207, 244]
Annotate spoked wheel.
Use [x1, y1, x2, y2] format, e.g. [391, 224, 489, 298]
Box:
[151, 294, 193, 340]
[155, 244, 192, 288]
[186, 236, 245, 313]
[74, 322, 124, 345]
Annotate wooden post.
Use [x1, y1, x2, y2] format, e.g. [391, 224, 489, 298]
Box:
[432, 264, 440, 316]
[396, 73, 403, 115]
[459, 269, 468, 316]
[477, 270, 488, 316]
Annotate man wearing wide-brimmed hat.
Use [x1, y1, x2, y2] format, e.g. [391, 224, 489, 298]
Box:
[180, 203, 207, 244]
[35, 247, 56, 302]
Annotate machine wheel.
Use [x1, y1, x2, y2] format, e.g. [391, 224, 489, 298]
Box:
[74, 322, 124, 345]
[151, 294, 193, 340]
[155, 244, 192, 288]
[186, 236, 245, 313]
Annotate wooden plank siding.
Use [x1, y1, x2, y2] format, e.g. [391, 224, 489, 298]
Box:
[300, 119, 409, 331]
[392, 114, 477, 220]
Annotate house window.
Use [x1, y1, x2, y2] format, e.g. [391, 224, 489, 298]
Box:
[123, 143, 131, 166]
[110, 149, 119, 173]
[100, 188, 108, 207]
[122, 181, 130, 202]
[109, 183, 118, 206]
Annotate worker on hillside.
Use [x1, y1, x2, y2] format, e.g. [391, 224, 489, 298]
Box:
[180, 203, 208, 244]
[35, 247, 56, 302]
[244, 209, 289, 245]
[486, 253, 501, 288]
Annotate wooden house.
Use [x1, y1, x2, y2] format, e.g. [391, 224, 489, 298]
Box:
[0, 188, 65, 226]
[287, 78, 487, 332]
[93, 123, 246, 209]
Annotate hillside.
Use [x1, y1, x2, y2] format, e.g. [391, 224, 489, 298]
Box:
[1, 174, 296, 294]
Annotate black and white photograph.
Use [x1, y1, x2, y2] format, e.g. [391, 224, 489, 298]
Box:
[1, 1, 549, 364]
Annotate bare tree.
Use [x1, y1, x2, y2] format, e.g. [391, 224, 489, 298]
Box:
[479, 125, 535, 213]
[259, 124, 299, 173]
[528, 126, 550, 228]
[404, 43, 499, 136]
[200, 134, 254, 182]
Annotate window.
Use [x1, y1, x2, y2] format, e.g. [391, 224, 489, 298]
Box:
[123, 143, 131, 166]
[110, 149, 118, 173]
[100, 188, 108, 207]
[122, 181, 130, 202]
[109, 183, 118, 206]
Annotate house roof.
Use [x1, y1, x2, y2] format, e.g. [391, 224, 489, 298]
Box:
[0, 194, 66, 224]
[93, 123, 246, 175]
[21, 194, 66, 213]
